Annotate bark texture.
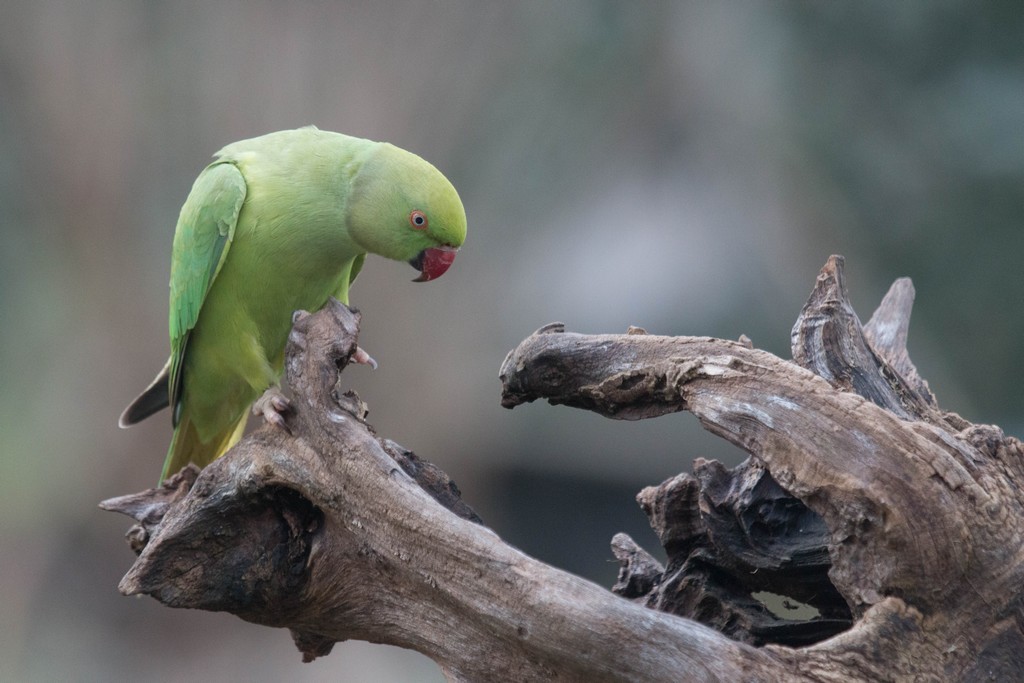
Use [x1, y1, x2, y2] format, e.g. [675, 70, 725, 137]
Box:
[500, 255, 1024, 681]
[104, 256, 1024, 681]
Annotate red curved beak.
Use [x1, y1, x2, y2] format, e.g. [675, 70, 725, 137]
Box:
[410, 246, 458, 282]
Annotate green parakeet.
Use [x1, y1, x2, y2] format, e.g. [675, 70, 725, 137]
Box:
[120, 127, 467, 481]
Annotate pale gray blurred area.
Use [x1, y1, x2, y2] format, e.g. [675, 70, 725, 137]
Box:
[2, 1, 1022, 681]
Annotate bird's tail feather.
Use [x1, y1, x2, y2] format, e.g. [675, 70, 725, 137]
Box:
[120, 360, 171, 428]
[160, 411, 248, 482]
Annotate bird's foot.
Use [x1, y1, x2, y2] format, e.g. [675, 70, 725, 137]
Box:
[252, 386, 291, 433]
[352, 345, 378, 370]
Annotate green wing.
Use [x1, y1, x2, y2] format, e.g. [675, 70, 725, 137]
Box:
[168, 161, 247, 424]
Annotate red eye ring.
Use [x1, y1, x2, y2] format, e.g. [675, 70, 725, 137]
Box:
[409, 210, 428, 230]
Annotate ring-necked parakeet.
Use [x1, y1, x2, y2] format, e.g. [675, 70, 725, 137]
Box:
[120, 127, 467, 481]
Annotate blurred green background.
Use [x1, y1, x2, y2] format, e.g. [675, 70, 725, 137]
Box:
[2, 2, 1021, 681]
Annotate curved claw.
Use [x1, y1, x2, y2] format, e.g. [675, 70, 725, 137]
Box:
[352, 346, 378, 370]
[252, 386, 292, 434]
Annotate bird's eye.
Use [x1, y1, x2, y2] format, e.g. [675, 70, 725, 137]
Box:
[409, 210, 428, 230]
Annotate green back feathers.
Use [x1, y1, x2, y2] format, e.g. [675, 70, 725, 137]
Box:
[167, 161, 246, 424]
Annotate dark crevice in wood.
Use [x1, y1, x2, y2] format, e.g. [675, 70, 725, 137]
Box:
[613, 458, 852, 647]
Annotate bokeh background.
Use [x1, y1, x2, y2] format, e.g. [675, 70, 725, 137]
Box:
[2, 2, 1021, 681]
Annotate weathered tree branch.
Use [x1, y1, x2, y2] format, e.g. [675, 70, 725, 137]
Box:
[103, 301, 779, 681]
[105, 256, 1024, 681]
[500, 255, 1024, 681]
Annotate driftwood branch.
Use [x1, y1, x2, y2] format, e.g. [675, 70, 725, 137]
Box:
[103, 301, 776, 681]
[104, 256, 1024, 681]
[500, 255, 1024, 681]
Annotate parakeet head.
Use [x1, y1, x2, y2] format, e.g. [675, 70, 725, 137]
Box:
[347, 143, 467, 282]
